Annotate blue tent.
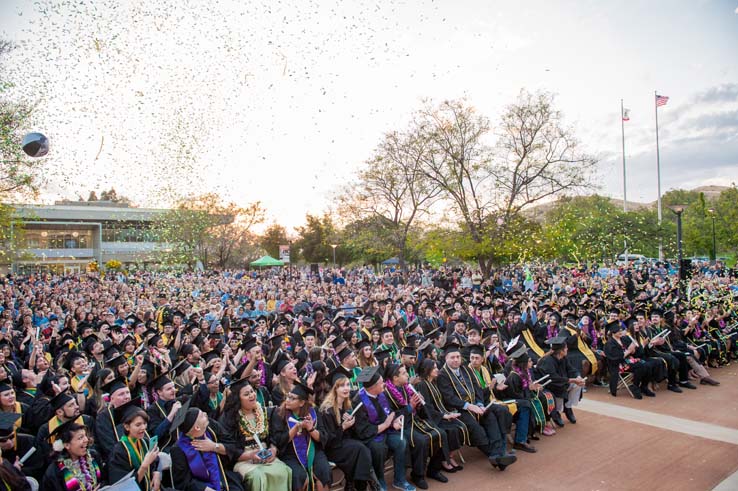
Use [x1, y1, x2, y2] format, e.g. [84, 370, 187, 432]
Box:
[382, 257, 400, 265]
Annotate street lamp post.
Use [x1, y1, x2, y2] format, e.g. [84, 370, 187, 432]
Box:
[707, 208, 717, 263]
[670, 205, 686, 290]
[330, 244, 337, 268]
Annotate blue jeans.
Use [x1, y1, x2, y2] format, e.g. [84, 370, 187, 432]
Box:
[386, 431, 407, 484]
[515, 406, 531, 443]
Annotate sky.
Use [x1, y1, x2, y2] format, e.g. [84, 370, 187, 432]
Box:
[1, 0, 737, 231]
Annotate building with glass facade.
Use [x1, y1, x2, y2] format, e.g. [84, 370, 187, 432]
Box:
[3, 201, 174, 274]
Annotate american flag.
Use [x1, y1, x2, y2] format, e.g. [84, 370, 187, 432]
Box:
[656, 94, 669, 107]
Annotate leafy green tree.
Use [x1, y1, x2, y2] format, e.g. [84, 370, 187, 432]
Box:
[258, 224, 289, 260]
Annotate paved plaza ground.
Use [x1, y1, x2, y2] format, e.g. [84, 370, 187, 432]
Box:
[407, 365, 738, 491]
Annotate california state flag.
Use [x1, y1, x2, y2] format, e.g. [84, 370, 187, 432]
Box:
[622, 108, 630, 122]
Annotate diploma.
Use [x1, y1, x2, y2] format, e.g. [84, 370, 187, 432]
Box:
[349, 402, 363, 417]
[253, 432, 265, 450]
[533, 374, 550, 384]
[540, 379, 552, 388]
[399, 415, 404, 441]
[19, 447, 35, 464]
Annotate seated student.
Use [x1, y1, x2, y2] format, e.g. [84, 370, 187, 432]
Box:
[352, 366, 415, 491]
[604, 322, 656, 399]
[503, 345, 545, 452]
[107, 399, 160, 491]
[269, 381, 333, 491]
[435, 342, 516, 471]
[41, 420, 101, 491]
[145, 372, 182, 450]
[414, 358, 466, 474]
[170, 404, 245, 491]
[0, 413, 44, 484]
[318, 368, 373, 491]
[94, 377, 132, 461]
[218, 374, 291, 491]
[35, 392, 94, 470]
[383, 363, 447, 490]
[534, 335, 585, 426]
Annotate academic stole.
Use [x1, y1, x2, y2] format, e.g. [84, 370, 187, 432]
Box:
[442, 365, 479, 420]
[392, 385, 443, 453]
[562, 325, 598, 374]
[11, 402, 22, 430]
[49, 415, 85, 444]
[289, 408, 317, 491]
[420, 380, 470, 445]
[521, 329, 545, 358]
[471, 365, 517, 415]
[121, 436, 150, 489]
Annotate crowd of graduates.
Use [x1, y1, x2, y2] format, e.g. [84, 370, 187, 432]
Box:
[0, 262, 735, 491]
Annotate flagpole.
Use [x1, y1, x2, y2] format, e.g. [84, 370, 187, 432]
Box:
[621, 99, 628, 264]
[655, 90, 663, 262]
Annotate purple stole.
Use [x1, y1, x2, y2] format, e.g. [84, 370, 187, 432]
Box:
[358, 388, 392, 442]
[287, 407, 317, 488]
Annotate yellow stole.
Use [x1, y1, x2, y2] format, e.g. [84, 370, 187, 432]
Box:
[563, 325, 598, 375]
[521, 329, 545, 357]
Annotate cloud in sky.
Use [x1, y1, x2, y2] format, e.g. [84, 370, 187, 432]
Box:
[0, 0, 736, 229]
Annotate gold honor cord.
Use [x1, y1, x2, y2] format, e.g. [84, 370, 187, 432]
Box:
[421, 380, 470, 446]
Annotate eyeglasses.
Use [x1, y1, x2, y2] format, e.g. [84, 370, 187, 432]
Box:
[286, 394, 300, 401]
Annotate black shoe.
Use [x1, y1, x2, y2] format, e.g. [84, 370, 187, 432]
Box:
[490, 454, 517, 471]
[564, 407, 577, 424]
[551, 411, 565, 427]
[513, 442, 537, 453]
[679, 381, 697, 390]
[428, 471, 448, 483]
[667, 384, 683, 393]
[410, 476, 429, 490]
[641, 386, 656, 397]
[629, 385, 642, 399]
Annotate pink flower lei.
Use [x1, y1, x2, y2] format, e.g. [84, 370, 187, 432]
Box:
[512, 364, 531, 390]
[385, 380, 410, 409]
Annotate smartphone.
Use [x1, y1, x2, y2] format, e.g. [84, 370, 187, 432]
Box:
[149, 435, 158, 449]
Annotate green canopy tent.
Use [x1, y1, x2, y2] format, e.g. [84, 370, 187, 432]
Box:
[250, 255, 284, 267]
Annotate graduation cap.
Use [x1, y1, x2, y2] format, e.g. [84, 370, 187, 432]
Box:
[0, 383, 13, 394]
[356, 366, 382, 387]
[548, 311, 562, 323]
[170, 359, 191, 377]
[400, 346, 417, 357]
[148, 372, 174, 391]
[510, 345, 529, 362]
[383, 363, 402, 380]
[336, 347, 354, 361]
[466, 324, 481, 335]
[62, 350, 86, 371]
[467, 344, 485, 358]
[373, 347, 393, 362]
[506, 335, 521, 353]
[106, 353, 127, 369]
[271, 353, 291, 374]
[82, 335, 99, 354]
[0, 413, 20, 438]
[49, 391, 74, 411]
[302, 328, 317, 339]
[101, 377, 129, 396]
[202, 351, 221, 366]
[48, 417, 79, 444]
[113, 398, 144, 425]
[605, 321, 623, 334]
[329, 366, 352, 386]
[290, 380, 314, 400]
[442, 340, 461, 357]
[147, 333, 163, 347]
[379, 326, 394, 336]
[239, 336, 259, 352]
[170, 401, 199, 435]
[545, 335, 568, 349]
[356, 339, 371, 352]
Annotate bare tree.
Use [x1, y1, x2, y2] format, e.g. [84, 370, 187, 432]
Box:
[415, 93, 595, 274]
[339, 128, 442, 273]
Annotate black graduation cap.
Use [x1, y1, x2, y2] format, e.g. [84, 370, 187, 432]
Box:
[62, 350, 86, 371]
[466, 324, 481, 335]
[383, 363, 402, 380]
[48, 417, 78, 442]
[290, 380, 314, 400]
[202, 351, 220, 365]
[106, 353, 127, 369]
[373, 347, 393, 362]
[240, 336, 259, 352]
[356, 366, 382, 387]
[49, 391, 74, 411]
[545, 335, 568, 349]
[101, 377, 129, 396]
[329, 365, 352, 386]
[336, 347, 354, 361]
[170, 359, 191, 377]
[356, 339, 371, 352]
[271, 352, 291, 374]
[170, 401, 198, 435]
[0, 413, 20, 437]
[548, 311, 562, 323]
[467, 344, 485, 358]
[82, 335, 99, 354]
[400, 346, 417, 357]
[147, 333, 163, 347]
[605, 321, 623, 334]
[650, 308, 664, 317]
[330, 336, 346, 349]
[302, 328, 317, 339]
[112, 398, 143, 425]
[379, 326, 393, 336]
[510, 345, 529, 361]
[148, 372, 174, 391]
[442, 340, 461, 357]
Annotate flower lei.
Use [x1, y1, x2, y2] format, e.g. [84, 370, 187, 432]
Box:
[385, 380, 410, 410]
[512, 364, 531, 390]
[239, 405, 266, 440]
[60, 453, 99, 491]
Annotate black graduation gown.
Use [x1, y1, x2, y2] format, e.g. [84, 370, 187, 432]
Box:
[534, 353, 577, 399]
[170, 427, 244, 491]
[4, 432, 45, 481]
[108, 438, 159, 491]
[414, 379, 466, 453]
[146, 399, 176, 449]
[41, 455, 102, 491]
[318, 407, 372, 482]
[269, 409, 332, 491]
[604, 336, 653, 394]
[94, 406, 121, 461]
[0, 459, 31, 491]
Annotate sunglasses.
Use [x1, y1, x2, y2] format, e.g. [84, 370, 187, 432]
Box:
[0, 434, 14, 443]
